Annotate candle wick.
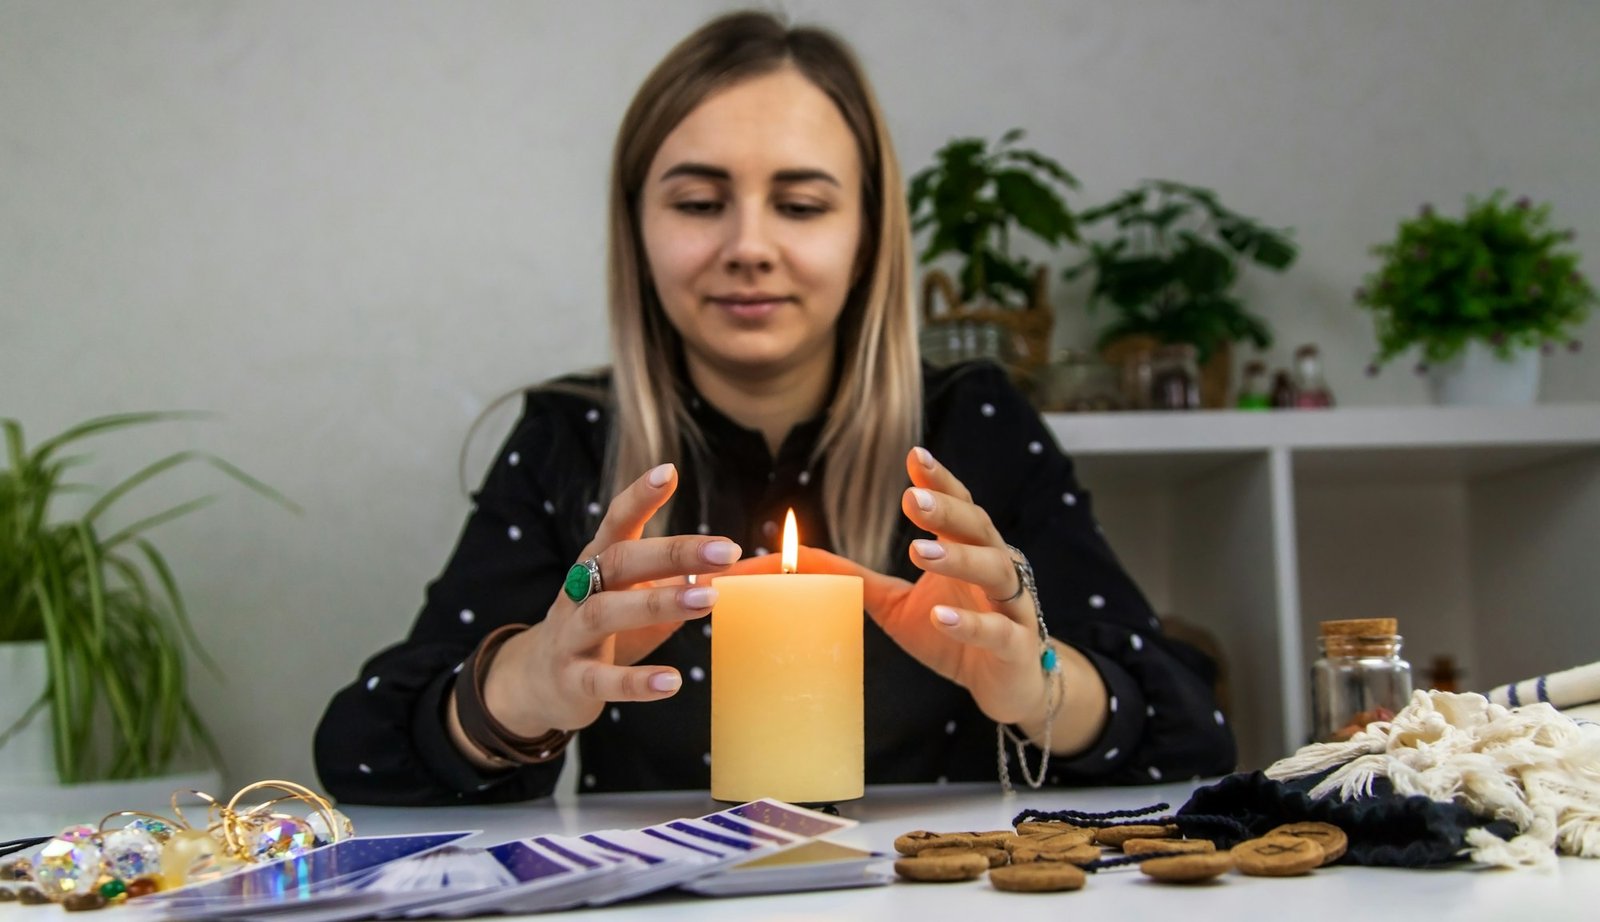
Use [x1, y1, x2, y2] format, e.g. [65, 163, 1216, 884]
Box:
[781, 565, 796, 575]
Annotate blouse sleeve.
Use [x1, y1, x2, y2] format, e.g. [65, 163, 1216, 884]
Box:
[935, 364, 1237, 784]
[313, 393, 590, 805]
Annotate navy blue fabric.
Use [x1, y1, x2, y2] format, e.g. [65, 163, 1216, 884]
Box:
[1177, 769, 1517, 867]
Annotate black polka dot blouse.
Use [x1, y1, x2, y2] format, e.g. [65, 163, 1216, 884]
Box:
[314, 361, 1236, 804]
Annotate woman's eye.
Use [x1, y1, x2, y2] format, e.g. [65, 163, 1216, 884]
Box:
[779, 202, 828, 218]
[673, 201, 722, 215]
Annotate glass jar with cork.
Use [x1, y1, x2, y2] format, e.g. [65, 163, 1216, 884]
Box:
[1310, 618, 1413, 743]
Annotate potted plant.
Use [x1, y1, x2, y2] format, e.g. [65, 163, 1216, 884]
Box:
[907, 129, 1080, 375]
[1, 412, 292, 788]
[1354, 192, 1595, 405]
[1063, 179, 1298, 407]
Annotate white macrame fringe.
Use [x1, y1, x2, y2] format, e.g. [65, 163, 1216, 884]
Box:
[1265, 690, 1600, 869]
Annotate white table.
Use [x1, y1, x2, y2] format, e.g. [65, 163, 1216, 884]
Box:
[334, 782, 1595, 921]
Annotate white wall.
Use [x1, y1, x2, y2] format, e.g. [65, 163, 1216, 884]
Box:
[3, 0, 1597, 790]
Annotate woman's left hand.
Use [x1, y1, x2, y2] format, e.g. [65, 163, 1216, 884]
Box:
[732, 448, 1056, 727]
[875, 446, 1058, 725]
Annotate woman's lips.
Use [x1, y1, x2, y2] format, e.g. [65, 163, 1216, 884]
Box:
[709, 297, 790, 320]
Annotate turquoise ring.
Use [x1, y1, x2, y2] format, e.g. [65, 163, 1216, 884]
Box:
[563, 557, 604, 603]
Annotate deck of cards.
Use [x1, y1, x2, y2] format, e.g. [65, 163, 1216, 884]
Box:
[140, 800, 881, 920]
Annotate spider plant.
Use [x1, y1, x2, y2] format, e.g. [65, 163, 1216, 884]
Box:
[1, 412, 295, 783]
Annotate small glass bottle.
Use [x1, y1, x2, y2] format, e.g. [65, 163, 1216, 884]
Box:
[1149, 344, 1200, 410]
[1120, 349, 1154, 410]
[1310, 618, 1413, 743]
[1236, 360, 1271, 410]
[1291, 344, 1335, 408]
[1270, 370, 1296, 408]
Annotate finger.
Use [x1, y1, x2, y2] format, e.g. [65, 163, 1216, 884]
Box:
[901, 482, 1002, 548]
[906, 446, 973, 502]
[582, 463, 678, 557]
[596, 535, 742, 590]
[909, 540, 1024, 612]
[929, 605, 1035, 661]
[569, 584, 717, 645]
[564, 659, 684, 703]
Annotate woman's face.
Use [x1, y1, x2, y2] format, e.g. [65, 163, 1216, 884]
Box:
[639, 67, 864, 384]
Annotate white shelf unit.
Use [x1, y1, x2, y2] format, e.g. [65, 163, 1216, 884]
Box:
[1045, 404, 1600, 770]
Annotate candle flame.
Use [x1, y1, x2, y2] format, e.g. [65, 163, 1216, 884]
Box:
[781, 509, 798, 574]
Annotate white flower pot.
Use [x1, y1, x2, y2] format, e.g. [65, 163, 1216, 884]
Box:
[1427, 341, 1542, 406]
[0, 640, 58, 786]
[1, 641, 224, 837]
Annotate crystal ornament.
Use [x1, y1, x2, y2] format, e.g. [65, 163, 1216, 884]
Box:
[103, 827, 163, 882]
[31, 827, 103, 899]
[251, 817, 316, 860]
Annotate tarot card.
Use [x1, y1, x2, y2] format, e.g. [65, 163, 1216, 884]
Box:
[147, 832, 475, 920]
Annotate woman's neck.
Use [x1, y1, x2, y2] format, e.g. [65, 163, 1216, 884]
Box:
[686, 353, 835, 457]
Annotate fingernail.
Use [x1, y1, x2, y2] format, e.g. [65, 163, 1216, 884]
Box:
[682, 586, 718, 609]
[701, 540, 741, 565]
[933, 606, 960, 626]
[648, 463, 674, 488]
[910, 488, 935, 512]
[649, 672, 682, 693]
[912, 539, 946, 560]
[913, 446, 935, 469]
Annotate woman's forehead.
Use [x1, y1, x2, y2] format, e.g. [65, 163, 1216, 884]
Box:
[648, 69, 861, 187]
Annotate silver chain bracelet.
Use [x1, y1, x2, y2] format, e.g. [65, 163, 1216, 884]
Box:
[994, 545, 1062, 794]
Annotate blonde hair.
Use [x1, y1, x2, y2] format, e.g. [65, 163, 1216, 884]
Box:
[605, 10, 919, 572]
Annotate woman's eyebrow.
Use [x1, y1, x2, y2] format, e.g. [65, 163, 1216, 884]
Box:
[658, 162, 840, 187]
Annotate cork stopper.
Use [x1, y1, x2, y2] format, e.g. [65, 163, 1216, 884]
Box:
[1318, 618, 1400, 657]
[1320, 618, 1397, 637]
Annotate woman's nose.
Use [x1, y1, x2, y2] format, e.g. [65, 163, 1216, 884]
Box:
[722, 203, 776, 274]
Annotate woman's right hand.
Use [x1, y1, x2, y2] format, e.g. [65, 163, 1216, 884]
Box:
[461, 462, 742, 744]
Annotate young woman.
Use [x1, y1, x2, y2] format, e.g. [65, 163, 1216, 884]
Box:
[315, 10, 1234, 805]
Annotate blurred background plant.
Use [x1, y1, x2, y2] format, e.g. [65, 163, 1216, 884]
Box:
[908, 128, 1081, 309]
[1, 412, 295, 783]
[1064, 179, 1297, 363]
[1355, 191, 1595, 369]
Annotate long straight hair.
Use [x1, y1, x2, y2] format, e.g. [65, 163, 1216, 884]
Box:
[605, 10, 920, 572]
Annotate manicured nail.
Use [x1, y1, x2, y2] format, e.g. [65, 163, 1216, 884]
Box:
[910, 488, 935, 511]
[682, 587, 718, 609]
[648, 463, 674, 488]
[912, 539, 946, 560]
[701, 540, 741, 565]
[913, 446, 935, 469]
[933, 606, 960, 626]
[650, 672, 682, 693]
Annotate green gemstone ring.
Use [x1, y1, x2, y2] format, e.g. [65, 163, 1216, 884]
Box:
[564, 556, 604, 603]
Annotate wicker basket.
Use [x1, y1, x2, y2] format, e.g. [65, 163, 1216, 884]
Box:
[920, 267, 1055, 378]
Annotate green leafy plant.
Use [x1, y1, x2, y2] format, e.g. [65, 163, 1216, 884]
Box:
[1355, 192, 1595, 368]
[908, 129, 1080, 307]
[1, 412, 294, 783]
[1063, 179, 1297, 361]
